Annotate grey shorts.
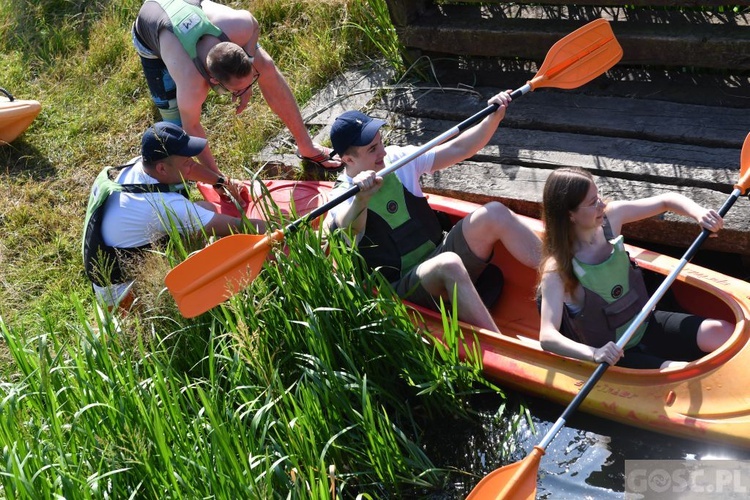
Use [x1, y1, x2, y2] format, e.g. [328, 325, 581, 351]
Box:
[392, 218, 489, 309]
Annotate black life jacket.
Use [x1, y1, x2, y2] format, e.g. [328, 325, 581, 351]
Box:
[357, 173, 444, 283]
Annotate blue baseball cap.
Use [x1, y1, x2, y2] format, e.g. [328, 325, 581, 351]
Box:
[330, 110, 385, 157]
[141, 122, 207, 162]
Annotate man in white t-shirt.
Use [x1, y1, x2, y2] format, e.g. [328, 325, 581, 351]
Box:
[82, 121, 263, 311]
[323, 93, 541, 333]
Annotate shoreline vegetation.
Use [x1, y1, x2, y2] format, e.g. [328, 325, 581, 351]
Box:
[1, 0, 522, 497]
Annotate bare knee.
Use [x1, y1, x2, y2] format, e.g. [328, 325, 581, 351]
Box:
[430, 252, 468, 279]
[696, 319, 734, 352]
[480, 201, 513, 225]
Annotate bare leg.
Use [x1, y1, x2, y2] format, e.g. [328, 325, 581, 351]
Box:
[416, 252, 500, 333]
[660, 318, 733, 369]
[461, 201, 541, 268]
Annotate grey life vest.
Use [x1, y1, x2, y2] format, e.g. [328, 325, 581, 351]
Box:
[153, 0, 230, 87]
[559, 217, 650, 349]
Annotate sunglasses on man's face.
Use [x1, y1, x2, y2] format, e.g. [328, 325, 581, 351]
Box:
[216, 69, 260, 98]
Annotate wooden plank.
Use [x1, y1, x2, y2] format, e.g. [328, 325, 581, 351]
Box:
[380, 87, 750, 150]
[382, 0, 431, 27]
[396, 122, 740, 189]
[397, 4, 750, 70]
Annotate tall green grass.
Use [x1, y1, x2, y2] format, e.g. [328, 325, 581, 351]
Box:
[0, 222, 518, 497]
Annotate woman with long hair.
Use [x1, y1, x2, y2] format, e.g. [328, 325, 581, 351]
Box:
[537, 167, 733, 369]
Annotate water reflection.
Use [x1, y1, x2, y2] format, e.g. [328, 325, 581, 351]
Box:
[430, 391, 750, 498]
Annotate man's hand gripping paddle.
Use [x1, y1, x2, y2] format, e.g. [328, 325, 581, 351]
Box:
[165, 18, 623, 318]
[466, 131, 750, 500]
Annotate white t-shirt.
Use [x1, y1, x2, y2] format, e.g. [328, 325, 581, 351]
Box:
[101, 159, 215, 247]
[325, 145, 435, 239]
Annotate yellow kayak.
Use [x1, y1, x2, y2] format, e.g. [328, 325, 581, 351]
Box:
[200, 179, 750, 450]
[0, 88, 41, 144]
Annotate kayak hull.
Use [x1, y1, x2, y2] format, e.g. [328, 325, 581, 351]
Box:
[0, 98, 41, 144]
[199, 179, 750, 449]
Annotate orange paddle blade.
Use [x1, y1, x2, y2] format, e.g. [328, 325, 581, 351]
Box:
[165, 231, 284, 318]
[531, 18, 622, 91]
[736, 132, 750, 194]
[466, 446, 544, 500]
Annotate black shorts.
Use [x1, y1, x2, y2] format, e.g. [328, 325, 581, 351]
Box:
[616, 310, 705, 369]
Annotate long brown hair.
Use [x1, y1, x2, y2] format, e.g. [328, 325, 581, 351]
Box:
[540, 167, 595, 294]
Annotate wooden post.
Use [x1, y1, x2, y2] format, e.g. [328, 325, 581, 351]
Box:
[383, 0, 431, 27]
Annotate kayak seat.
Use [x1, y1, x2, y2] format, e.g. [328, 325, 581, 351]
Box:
[475, 263, 504, 309]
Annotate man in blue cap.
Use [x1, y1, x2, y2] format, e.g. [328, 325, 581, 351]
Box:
[82, 121, 264, 312]
[324, 92, 541, 333]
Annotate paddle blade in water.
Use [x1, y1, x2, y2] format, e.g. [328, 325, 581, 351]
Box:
[737, 132, 750, 194]
[165, 232, 278, 318]
[531, 18, 622, 91]
[466, 446, 544, 500]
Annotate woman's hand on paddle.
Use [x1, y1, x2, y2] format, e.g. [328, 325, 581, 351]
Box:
[696, 208, 724, 237]
[593, 341, 623, 365]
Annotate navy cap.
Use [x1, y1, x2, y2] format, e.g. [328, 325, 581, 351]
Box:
[330, 110, 385, 157]
[141, 122, 207, 162]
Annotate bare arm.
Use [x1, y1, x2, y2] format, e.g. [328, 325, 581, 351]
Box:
[606, 193, 723, 236]
[158, 30, 220, 175]
[206, 1, 320, 158]
[324, 171, 382, 236]
[429, 91, 511, 173]
[539, 263, 623, 365]
[194, 200, 265, 237]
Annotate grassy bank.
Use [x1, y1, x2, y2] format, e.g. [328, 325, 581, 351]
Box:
[0, 0, 520, 497]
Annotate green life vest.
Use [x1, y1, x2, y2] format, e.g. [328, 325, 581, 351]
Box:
[358, 173, 444, 283]
[82, 160, 188, 287]
[568, 233, 649, 349]
[156, 0, 229, 86]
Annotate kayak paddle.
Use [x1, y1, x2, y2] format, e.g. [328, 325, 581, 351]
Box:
[165, 18, 623, 318]
[466, 130, 750, 500]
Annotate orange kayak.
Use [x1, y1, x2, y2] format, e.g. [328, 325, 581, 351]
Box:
[199, 179, 750, 449]
[0, 88, 41, 144]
